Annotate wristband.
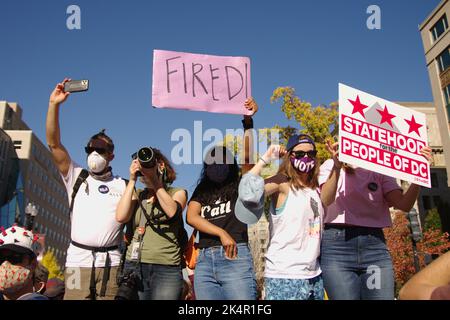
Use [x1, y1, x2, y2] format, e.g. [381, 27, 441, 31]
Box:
[242, 118, 254, 130]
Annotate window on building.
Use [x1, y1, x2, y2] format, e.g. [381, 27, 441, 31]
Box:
[433, 196, 441, 208]
[431, 14, 449, 42]
[422, 196, 432, 210]
[442, 84, 450, 122]
[12, 140, 22, 150]
[438, 46, 450, 73]
[431, 173, 439, 188]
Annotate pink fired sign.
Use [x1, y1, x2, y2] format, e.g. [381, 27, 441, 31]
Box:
[152, 49, 251, 115]
[339, 83, 431, 188]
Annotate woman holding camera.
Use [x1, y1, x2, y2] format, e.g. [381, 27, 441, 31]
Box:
[116, 148, 187, 300]
[186, 98, 258, 300]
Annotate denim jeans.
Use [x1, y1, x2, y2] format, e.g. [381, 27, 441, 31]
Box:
[265, 275, 324, 300]
[320, 226, 395, 300]
[194, 243, 257, 300]
[123, 261, 183, 300]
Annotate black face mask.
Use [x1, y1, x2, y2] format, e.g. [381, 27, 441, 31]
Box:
[206, 164, 229, 183]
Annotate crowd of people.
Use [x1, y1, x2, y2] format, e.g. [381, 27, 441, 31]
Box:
[0, 78, 447, 300]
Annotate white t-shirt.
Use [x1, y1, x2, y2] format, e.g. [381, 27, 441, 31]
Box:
[62, 162, 126, 268]
[265, 187, 324, 279]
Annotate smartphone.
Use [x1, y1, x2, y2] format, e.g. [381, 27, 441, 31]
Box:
[64, 80, 89, 93]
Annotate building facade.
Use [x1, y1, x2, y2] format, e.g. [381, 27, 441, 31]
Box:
[0, 128, 24, 227]
[420, 0, 450, 187]
[398, 102, 450, 218]
[0, 101, 71, 266]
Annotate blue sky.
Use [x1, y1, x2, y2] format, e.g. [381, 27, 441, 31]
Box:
[0, 0, 441, 207]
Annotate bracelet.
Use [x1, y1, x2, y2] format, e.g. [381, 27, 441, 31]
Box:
[259, 157, 269, 166]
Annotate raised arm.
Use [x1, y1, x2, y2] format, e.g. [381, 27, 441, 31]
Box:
[46, 78, 72, 176]
[116, 160, 139, 223]
[385, 146, 432, 211]
[248, 144, 286, 196]
[320, 140, 342, 206]
[241, 97, 258, 175]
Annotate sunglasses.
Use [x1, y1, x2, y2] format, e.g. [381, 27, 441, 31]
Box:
[291, 150, 317, 159]
[85, 146, 109, 155]
[85, 139, 112, 155]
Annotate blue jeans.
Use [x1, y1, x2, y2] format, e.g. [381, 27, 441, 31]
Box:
[194, 243, 257, 300]
[320, 226, 395, 300]
[265, 276, 324, 300]
[123, 261, 183, 300]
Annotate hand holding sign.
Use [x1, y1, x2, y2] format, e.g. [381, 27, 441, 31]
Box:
[243, 97, 258, 117]
[326, 140, 342, 170]
[419, 146, 432, 164]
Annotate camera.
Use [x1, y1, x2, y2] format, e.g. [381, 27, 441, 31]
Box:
[115, 269, 140, 300]
[131, 147, 157, 176]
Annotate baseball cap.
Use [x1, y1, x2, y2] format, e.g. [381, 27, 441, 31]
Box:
[0, 225, 41, 256]
[235, 173, 265, 225]
[286, 134, 316, 151]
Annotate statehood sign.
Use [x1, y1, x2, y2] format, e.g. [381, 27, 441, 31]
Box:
[152, 50, 251, 115]
[339, 83, 431, 188]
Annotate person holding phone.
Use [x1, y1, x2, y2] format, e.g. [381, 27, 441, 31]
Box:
[186, 98, 258, 300]
[46, 78, 127, 300]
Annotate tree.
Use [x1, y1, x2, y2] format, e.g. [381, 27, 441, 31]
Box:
[384, 211, 450, 296]
[41, 250, 64, 280]
[424, 208, 442, 232]
[270, 86, 339, 159]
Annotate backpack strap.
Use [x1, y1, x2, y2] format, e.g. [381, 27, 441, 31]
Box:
[69, 169, 90, 215]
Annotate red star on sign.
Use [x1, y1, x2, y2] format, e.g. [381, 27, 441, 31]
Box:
[404, 115, 423, 136]
[348, 95, 369, 118]
[377, 105, 396, 128]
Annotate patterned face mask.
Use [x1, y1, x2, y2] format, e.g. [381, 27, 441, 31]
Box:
[0, 261, 33, 295]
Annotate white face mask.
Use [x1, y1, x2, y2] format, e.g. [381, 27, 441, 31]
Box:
[87, 151, 108, 173]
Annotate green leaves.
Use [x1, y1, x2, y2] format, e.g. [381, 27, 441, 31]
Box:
[41, 250, 64, 280]
[270, 86, 338, 161]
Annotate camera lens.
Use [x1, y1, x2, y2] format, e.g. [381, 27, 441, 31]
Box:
[138, 147, 153, 162]
[137, 147, 156, 168]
